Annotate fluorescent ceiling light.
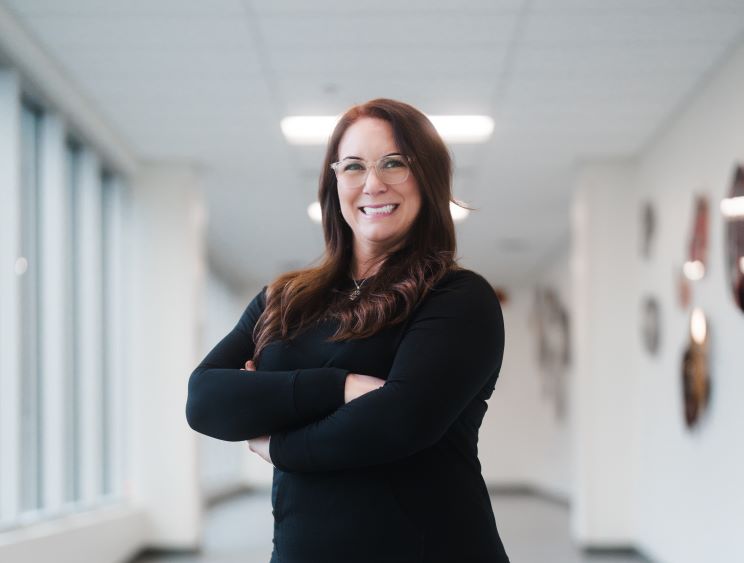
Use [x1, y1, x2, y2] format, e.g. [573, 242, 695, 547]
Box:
[428, 116, 494, 143]
[282, 116, 340, 145]
[282, 114, 494, 145]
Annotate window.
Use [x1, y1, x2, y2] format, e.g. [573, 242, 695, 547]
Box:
[0, 76, 129, 530]
[63, 138, 83, 506]
[19, 100, 44, 515]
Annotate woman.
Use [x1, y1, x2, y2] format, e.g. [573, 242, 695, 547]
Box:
[186, 98, 510, 562]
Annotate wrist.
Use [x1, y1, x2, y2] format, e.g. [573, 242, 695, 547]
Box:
[344, 373, 357, 404]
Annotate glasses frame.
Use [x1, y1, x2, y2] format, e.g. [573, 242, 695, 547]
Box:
[330, 154, 414, 188]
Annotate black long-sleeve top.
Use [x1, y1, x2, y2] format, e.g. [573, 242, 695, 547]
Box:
[186, 268, 510, 563]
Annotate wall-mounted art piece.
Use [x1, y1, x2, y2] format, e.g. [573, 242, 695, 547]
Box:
[683, 194, 710, 281]
[677, 269, 691, 310]
[529, 287, 570, 419]
[723, 164, 744, 312]
[640, 200, 656, 259]
[493, 287, 509, 306]
[640, 295, 661, 356]
[681, 307, 712, 429]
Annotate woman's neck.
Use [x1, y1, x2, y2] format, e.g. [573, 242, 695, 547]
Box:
[352, 237, 405, 279]
[351, 259, 380, 280]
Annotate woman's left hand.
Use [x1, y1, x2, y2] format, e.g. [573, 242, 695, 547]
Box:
[242, 359, 273, 465]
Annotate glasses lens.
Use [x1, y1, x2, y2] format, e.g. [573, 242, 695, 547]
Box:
[378, 156, 410, 184]
[335, 159, 368, 188]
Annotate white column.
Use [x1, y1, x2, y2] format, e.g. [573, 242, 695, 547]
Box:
[0, 68, 21, 526]
[128, 163, 206, 548]
[39, 112, 67, 515]
[77, 148, 104, 505]
[106, 176, 128, 499]
[570, 160, 640, 547]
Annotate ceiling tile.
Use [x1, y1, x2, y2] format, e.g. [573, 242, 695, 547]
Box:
[250, 0, 524, 15]
[4, 0, 246, 16]
[257, 13, 520, 47]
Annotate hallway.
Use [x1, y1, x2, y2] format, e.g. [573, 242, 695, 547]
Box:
[131, 491, 646, 563]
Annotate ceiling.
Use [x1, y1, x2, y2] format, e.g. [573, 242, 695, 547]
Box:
[3, 0, 744, 291]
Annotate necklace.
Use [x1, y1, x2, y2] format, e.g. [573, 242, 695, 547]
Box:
[349, 276, 369, 301]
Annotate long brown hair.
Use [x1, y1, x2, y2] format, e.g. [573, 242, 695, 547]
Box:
[252, 98, 462, 362]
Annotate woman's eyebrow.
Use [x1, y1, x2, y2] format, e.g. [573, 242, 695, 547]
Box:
[339, 152, 402, 160]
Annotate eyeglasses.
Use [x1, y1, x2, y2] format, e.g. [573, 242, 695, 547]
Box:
[330, 154, 413, 189]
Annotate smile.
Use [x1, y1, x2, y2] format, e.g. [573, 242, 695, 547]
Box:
[359, 204, 399, 216]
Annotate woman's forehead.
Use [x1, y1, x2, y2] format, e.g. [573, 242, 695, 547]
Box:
[338, 118, 399, 158]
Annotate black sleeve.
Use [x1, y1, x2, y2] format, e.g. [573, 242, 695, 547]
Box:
[268, 271, 505, 472]
[185, 286, 350, 441]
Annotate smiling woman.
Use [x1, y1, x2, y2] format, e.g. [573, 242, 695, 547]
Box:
[185, 98, 510, 563]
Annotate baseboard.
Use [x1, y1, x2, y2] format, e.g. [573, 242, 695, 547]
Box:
[203, 482, 257, 508]
[486, 485, 655, 562]
[583, 546, 655, 562]
[486, 483, 571, 508]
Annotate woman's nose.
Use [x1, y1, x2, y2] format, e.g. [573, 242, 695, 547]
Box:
[362, 166, 388, 194]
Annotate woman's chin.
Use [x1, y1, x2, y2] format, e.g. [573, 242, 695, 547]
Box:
[354, 230, 411, 253]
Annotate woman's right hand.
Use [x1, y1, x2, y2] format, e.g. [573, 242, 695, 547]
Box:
[344, 373, 386, 404]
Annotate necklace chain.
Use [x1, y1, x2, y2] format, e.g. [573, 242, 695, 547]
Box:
[349, 269, 373, 301]
[349, 277, 368, 301]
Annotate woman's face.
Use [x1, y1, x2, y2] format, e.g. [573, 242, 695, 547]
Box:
[335, 117, 422, 253]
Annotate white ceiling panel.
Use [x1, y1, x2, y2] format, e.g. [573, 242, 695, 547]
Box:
[249, 0, 524, 15]
[56, 47, 264, 79]
[5, 0, 246, 16]
[19, 14, 255, 49]
[257, 14, 520, 47]
[502, 72, 700, 106]
[266, 45, 510, 77]
[509, 42, 732, 77]
[530, 0, 744, 13]
[522, 12, 744, 45]
[275, 77, 500, 114]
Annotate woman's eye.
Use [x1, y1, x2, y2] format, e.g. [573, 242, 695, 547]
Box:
[383, 158, 405, 168]
[343, 162, 364, 172]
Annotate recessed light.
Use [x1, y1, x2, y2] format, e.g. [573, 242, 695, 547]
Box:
[307, 201, 323, 223]
[721, 195, 744, 218]
[683, 260, 705, 281]
[282, 114, 494, 145]
[450, 200, 470, 222]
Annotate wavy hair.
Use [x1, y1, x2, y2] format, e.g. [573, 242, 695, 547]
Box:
[252, 98, 464, 362]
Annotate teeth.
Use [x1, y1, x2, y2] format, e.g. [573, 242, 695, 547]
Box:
[362, 204, 397, 215]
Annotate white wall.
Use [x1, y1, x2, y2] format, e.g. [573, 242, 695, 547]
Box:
[481, 244, 574, 502]
[198, 273, 274, 497]
[570, 39, 744, 562]
[127, 163, 207, 549]
[571, 161, 640, 546]
[631, 40, 744, 563]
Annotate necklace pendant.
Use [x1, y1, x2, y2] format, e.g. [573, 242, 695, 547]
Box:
[349, 288, 361, 301]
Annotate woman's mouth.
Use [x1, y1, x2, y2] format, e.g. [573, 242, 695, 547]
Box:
[359, 204, 399, 217]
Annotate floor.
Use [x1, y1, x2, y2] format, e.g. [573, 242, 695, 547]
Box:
[130, 490, 648, 563]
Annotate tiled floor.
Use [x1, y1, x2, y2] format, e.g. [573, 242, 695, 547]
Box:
[130, 490, 647, 563]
